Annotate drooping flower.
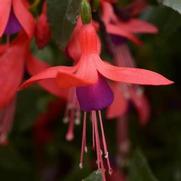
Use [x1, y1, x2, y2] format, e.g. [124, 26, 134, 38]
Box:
[20, 22, 173, 179]
[0, 0, 35, 37]
[35, 2, 51, 49]
[101, 0, 158, 45]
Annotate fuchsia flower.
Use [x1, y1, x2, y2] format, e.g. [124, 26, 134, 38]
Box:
[20, 22, 172, 179]
[101, 0, 158, 45]
[0, 0, 35, 37]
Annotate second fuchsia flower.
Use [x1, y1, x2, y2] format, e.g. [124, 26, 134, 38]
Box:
[101, 0, 158, 45]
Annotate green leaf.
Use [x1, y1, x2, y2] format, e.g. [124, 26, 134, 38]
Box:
[83, 170, 102, 181]
[47, 0, 82, 50]
[14, 89, 46, 131]
[0, 146, 28, 170]
[159, 0, 181, 14]
[128, 149, 158, 181]
[141, 6, 181, 37]
[0, 145, 33, 180]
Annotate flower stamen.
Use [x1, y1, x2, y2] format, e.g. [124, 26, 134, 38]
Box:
[79, 112, 87, 169]
[65, 110, 75, 141]
[79, 110, 112, 180]
[64, 89, 81, 141]
[98, 110, 112, 175]
[92, 111, 106, 180]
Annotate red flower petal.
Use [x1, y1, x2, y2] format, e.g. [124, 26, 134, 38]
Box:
[113, 44, 135, 67]
[76, 54, 99, 81]
[55, 55, 99, 88]
[101, 1, 117, 25]
[0, 44, 8, 55]
[20, 65, 76, 89]
[107, 83, 128, 119]
[0, 34, 28, 108]
[27, 54, 68, 99]
[67, 19, 101, 61]
[21, 53, 99, 90]
[13, 0, 35, 38]
[96, 60, 174, 85]
[106, 24, 143, 45]
[0, 0, 11, 37]
[118, 19, 158, 34]
[56, 72, 94, 89]
[101, 1, 157, 44]
[66, 18, 82, 61]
